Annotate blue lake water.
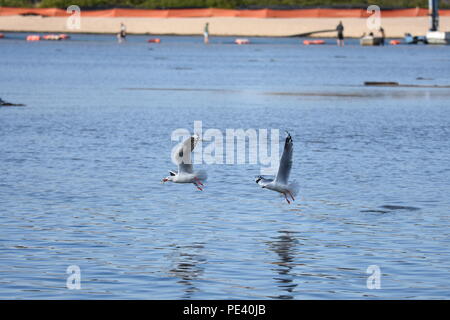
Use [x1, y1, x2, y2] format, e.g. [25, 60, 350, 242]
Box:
[1, 33, 450, 299]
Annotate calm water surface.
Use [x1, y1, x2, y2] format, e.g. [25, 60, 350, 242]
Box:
[1, 33, 450, 299]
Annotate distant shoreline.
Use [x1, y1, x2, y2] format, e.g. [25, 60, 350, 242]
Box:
[1, 16, 449, 38]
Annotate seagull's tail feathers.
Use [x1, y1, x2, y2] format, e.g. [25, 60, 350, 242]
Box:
[195, 170, 208, 182]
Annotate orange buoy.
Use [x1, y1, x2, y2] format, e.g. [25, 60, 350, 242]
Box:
[148, 38, 161, 43]
[390, 39, 401, 45]
[303, 39, 325, 45]
[26, 35, 41, 41]
[235, 38, 250, 45]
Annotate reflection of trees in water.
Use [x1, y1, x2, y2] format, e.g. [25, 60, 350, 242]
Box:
[167, 243, 206, 299]
[267, 230, 299, 299]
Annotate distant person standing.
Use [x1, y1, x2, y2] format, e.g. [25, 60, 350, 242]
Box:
[336, 21, 344, 46]
[379, 27, 385, 46]
[118, 22, 126, 43]
[203, 22, 209, 44]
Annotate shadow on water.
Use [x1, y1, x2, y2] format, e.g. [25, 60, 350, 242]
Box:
[266, 230, 299, 299]
[379, 205, 420, 211]
[361, 205, 421, 214]
[167, 243, 206, 299]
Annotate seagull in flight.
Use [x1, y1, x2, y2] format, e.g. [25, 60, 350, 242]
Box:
[161, 134, 207, 191]
[256, 132, 298, 204]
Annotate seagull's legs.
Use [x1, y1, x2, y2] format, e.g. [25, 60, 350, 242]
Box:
[284, 193, 291, 204]
[287, 190, 295, 202]
[193, 182, 203, 191]
[194, 177, 204, 186]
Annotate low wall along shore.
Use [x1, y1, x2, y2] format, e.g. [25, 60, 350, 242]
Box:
[1, 7, 450, 38]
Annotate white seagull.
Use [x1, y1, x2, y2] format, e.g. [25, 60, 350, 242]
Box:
[256, 132, 298, 204]
[161, 134, 207, 191]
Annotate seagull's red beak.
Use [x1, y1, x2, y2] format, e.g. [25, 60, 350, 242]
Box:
[161, 178, 168, 183]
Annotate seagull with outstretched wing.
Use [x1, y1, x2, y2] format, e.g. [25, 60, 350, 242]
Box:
[256, 132, 298, 204]
[162, 134, 207, 191]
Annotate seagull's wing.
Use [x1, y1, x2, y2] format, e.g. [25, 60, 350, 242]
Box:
[173, 135, 199, 174]
[275, 132, 293, 185]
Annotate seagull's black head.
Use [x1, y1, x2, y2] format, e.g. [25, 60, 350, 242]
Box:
[255, 176, 262, 184]
[285, 131, 292, 142]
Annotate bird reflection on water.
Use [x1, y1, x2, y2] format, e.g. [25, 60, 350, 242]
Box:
[267, 230, 300, 299]
[167, 243, 206, 299]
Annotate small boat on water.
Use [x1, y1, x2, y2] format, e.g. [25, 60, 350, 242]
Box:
[426, 31, 450, 45]
[27, 34, 69, 41]
[43, 34, 62, 41]
[360, 36, 383, 46]
[303, 39, 325, 45]
[148, 38, 161, 43]
[235, 38, 250, 45]
[404, 33, 427, 44]
[26, 35, 40, 41]
[403, 32, 449, 45]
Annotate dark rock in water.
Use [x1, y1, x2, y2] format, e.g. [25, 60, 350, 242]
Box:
[0, 98, 25, 107]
